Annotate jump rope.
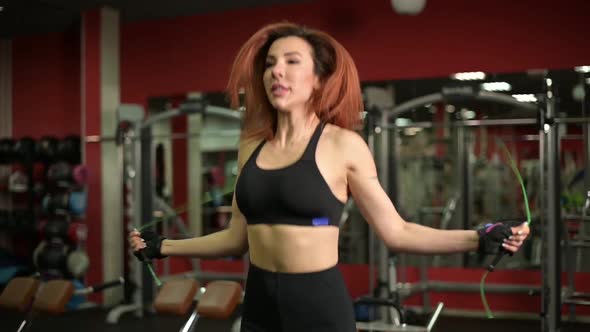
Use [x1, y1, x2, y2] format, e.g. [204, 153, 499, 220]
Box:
[135, 204, 188, 288]
[135, 140, 531, 318]
[480, 139, 532, 318]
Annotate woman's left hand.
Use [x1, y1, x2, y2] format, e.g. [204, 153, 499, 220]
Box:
[502, 222, 530, 253]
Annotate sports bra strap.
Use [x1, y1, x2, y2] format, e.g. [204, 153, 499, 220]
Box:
[301, 123, 324, 161]
[245, 140, 266, 167]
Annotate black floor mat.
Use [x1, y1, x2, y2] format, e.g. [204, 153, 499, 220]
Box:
[0, 307, 588, 332]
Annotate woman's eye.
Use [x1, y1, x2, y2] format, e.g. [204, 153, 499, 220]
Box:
[287, 59, 299, 64]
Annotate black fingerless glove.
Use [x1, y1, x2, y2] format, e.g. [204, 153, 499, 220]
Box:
[477, 222, 514, 255]
[134, 230, 167, 262]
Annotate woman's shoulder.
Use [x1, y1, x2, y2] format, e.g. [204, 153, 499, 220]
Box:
[323, 124, 374, 172]
[237, 137, 263, 169]
[323, 123, 366, 150]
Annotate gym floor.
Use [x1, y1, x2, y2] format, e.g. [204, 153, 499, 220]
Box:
[1, 306, 589, 332]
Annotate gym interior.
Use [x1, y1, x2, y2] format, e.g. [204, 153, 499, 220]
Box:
[1, 0, 590, 331]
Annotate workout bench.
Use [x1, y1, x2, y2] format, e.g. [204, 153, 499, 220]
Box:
[154, 279, 243, 332]
[1, 276, 124, 332]
[0, 277, 76, 314]
[0, 277, 40, 312]
[1, 277, 124, 314]
[1, 277, 243, 332]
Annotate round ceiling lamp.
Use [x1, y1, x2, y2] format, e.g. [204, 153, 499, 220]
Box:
[391, 0, 427, 15]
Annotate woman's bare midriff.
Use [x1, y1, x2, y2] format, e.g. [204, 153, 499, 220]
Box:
[247, 224, 340, 273]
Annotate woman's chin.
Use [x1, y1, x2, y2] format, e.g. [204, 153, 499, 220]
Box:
[273, 104, 292, 113]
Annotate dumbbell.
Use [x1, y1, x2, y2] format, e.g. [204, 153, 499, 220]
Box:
[0, 138, 15, 164]
[35, 136, 59, 163]
[38, 218, 88, 244]
[42, 191, 87, 215]
[56, 135, 81, 164]
[66, 249, 91, 279]
[8, 170, 29, 193]
[33, 241, 90, 279]
[12, 137, 36, 163]
[33, 241, 69, 276]
[47, 162, 88, 187]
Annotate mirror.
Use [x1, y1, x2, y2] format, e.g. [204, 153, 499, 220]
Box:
[356, 66, 589, 270]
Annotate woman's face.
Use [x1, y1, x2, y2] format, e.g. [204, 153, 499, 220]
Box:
[263, 36, 320, 113]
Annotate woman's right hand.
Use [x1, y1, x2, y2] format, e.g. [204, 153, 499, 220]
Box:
[129, 228, 146, 252]
[128, 229, 167, 261]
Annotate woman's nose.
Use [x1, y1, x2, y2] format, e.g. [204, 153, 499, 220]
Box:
[271, 63, 284, 78]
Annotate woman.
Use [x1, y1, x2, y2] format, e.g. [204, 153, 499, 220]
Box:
[129, 22, 530, 332]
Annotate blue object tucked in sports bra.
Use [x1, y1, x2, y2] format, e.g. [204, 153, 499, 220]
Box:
[235, 123, 345, 227]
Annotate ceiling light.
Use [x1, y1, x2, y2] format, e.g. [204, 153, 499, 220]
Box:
[574, 66, 590, 73]
[451, 72, 486, 81]
[512, 94, 537, 103]
[391, 0, 427, 15]
[480, 82, 512, 92]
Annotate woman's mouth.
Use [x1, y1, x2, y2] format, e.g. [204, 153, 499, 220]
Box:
[271, 84, 289, 96]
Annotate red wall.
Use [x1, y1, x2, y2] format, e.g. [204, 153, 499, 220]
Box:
[120, 0, 590, 103]
[11, 0, 590, 127]
[12, 28, 81, 138]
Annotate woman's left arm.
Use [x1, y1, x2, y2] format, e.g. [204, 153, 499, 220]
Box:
[340, 130, 529, 254]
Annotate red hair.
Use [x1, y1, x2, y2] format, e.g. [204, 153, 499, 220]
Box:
[226, 22, 364, 141]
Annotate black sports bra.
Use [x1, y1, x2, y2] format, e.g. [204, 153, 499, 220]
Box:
[235, 123, 345, 227]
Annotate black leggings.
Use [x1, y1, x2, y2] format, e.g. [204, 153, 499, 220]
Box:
[240, 263, 356, 332]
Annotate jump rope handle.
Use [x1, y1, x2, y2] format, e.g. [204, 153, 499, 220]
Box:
[487, 250, 507, 272]
[139, 250, 162, 287]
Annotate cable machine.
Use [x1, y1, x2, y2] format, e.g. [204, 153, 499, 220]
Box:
[363, 82, 584, 332]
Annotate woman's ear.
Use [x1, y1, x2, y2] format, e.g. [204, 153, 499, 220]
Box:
[313, 74, 322, 90]
[313, 77, 321, 90]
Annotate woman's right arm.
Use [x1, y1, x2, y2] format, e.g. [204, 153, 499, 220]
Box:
[129, 138, 258, 259]
[159, 193, 248, 258]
